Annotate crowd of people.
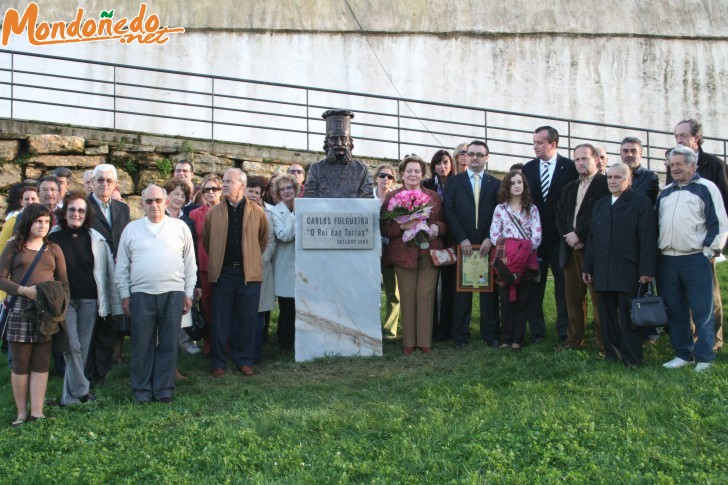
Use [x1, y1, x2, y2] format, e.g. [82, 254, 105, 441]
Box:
[377, 119, 726, 375]
[0, 117, 725, 427]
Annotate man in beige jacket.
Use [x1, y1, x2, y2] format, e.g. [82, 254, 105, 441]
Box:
[203, 168, 268, 378]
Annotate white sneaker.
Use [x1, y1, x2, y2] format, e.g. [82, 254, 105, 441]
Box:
[184, 345, 201, 355]
[695, 362, 712, 373]
[663, 357, 692, 369]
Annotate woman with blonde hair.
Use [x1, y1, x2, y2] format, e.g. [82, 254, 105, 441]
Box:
[270, 174, 301, 351]
[452, 142, 470, 174]
[373, 164, 400, 339]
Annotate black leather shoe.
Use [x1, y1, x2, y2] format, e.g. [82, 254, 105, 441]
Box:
[488, 339, 500, 349]
[454, 342, 465, 350]
[531, 337, 544, 345]
[80, 393, 96, 403]
[159, 397, 173, 404]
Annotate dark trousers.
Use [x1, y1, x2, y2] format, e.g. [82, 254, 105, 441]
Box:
[597, 291, 643, 366]
[526, 242, 569, 340]
[277, 297, 296, 351]
[433, 264, 456, 341]
[452, 289, 500, 345]
[254, 313, 265, 364]
[499, 279, 532, 346]
[130, 291, 183, 401]
[657, 253, 715, 363]
[84, 314, 120, 384]
[211, 267, 260, 369]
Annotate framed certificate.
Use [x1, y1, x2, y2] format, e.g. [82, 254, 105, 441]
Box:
[456, 245, 494, 292]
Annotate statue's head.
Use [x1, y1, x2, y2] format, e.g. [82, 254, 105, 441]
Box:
[322, 109, 355, 164]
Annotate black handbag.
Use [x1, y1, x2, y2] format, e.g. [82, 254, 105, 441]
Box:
[184, 303, 207, 340]
[629, 281, 668, 329]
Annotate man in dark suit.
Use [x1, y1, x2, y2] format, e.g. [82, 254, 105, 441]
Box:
[86, 164, 131, 385]
[620, 137, 659, 204]
[555, 143, 609, 351]
[673, 119, 728, 352]
[583, 163, 657, 366]
[522, 126, 578, 343]
[444, 140, 501, 349]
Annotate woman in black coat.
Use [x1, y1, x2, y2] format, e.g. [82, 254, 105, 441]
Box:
[423, 150, 455, 341]
[582, 163, 657, 366]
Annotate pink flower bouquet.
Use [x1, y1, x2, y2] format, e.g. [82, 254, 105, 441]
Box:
[382, 190, 433, 247]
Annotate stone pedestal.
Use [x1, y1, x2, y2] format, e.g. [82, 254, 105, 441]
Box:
[294, 198, 382, 362]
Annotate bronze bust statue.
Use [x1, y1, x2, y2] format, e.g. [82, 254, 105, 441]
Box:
[303, 109, 374, 199]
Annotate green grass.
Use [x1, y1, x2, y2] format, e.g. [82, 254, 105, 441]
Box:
[1, 270, 727, 483]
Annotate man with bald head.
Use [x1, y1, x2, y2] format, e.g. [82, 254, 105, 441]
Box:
[204, 169, 269, 378]
[115, 185, 197, 403]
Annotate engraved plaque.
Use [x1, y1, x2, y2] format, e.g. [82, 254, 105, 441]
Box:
[301, 212, 374, 249]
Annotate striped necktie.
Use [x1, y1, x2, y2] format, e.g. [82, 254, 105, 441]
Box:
[473, 173, 481, 228]
[541, 162, 551, 202]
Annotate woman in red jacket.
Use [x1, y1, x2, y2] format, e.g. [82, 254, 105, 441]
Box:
[381, 155, 447, 355]
[188, 174, 223, 357]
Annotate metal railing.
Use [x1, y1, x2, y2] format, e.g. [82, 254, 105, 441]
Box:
[1, 49, 726, 172]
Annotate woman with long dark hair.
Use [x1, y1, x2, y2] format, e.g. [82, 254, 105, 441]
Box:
[424, 150, 456, 341]
[0, 203, 67, 425]
[48, 191, 120, 405]
[489, 171, 542, 351]
[0, 187, 39, 302]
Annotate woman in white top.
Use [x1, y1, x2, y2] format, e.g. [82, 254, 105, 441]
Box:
[489, 170, 542, 351]
[270, 174, 300, 352]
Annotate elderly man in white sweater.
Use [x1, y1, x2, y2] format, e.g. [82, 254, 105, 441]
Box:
[116, 185, 197, 403]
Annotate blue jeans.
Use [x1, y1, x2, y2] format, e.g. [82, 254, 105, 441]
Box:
[657, 253, 715, 363]
[62, 299, 98, 405]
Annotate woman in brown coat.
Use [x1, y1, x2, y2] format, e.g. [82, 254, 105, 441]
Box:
[381, 155, 447, 355]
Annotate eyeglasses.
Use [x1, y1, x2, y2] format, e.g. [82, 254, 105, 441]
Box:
[288, 169, 304, 175]
[96, 178, 115, 185]
[67, 208, 87, 215]
[40, 187, 58, 193]
[202, 187, 221, 193]
[144, 198, 165, 205]
[466, 152, 487, 159]
[174, 168, 190, 173]
[279, 186, 295, 193]
[378, 173, 394, 180]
